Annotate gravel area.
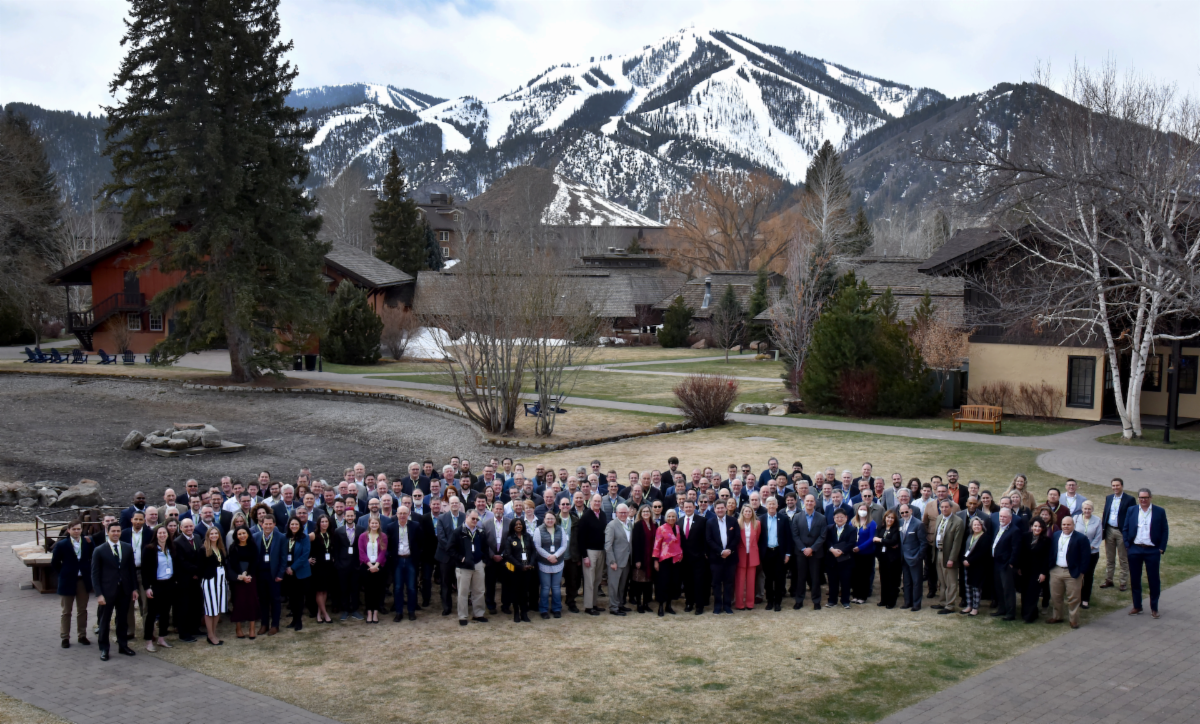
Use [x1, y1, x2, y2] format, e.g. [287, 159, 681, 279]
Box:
[0, 374, 500, 521]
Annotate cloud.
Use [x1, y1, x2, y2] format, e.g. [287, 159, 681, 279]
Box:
[2, 0, 1196, 114]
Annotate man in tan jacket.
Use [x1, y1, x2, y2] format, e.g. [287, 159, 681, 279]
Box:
[930, 498, 966, 613]
[922, 483, 960, 600]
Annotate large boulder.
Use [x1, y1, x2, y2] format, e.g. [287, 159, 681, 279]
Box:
[56, 480, 102, 507]
[144, 434, 170, 448]
[166, 438, 191, 450]
[173, 422, 206, 430]
[690, 339, 708, 349]
[200, 424, 222, 448]
[36, 487, 58, 506]
[0, 482, 37, 505]
[171, 429, 203, 447]
[121, 430, 146, 450]
[732, 403, 770, 415]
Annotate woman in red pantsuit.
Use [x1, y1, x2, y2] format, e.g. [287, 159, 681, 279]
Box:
[734, 505, 760, 610]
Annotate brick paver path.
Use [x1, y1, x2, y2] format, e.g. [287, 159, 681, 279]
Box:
[0, 532, 340, 724]
[879, 572, 1200, 724]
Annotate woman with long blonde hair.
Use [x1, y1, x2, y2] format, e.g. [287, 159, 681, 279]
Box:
[734, 505, 760, 610]
[200, 526, 227, 646]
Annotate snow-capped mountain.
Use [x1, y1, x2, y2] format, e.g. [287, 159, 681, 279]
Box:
[292, 27, 944, 218]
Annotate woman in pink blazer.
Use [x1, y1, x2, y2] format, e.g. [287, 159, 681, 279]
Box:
[734, 505, 761, 610]
[357, 517, 388, 624]
[652, 509, 683, 616]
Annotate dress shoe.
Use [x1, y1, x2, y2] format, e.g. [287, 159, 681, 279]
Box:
[567, 605, 579, 613]
[610, 610, 626, 616]
[99, 650, 110, 661]
[61, 640, 70, 649]
[695, 606, 704, 615]
[1003, 616, 1015, 621]
[666, 606, 677, 615]
[586, 608, 600, 616]
[910, 606, 920, 612]
[1119, 585, 1127, 592]
[685, 604, 694, 612]
[119, 646, 137, 656]
[501, 605, 511, 614]
[1045, 618, 1063, 624]
[488, 608, 498, 616]
[930, 604, 945, 610]
[442, 608, 452, 616]
[267, 627, 278, 635]
[619, 606, 631, 613]
[793, 602, 803, 610]
[937, 609, 954, 614]
[541, 612, 550, 620]
[658, 605, 665, 617]
[459, 620, 468, 626]
[552, 611, 561, 618]
[813, 603, 821, 610]
[774, 604, 782, 612]
[472, 617, 489, 623]
[178, 636, 196, 643]
[394, 613, 404, 622]
[1151, 611, 1160, 619]
[77, 636, 91, 645]
[1129, 608, 1143, 615]
[408, 612, 416, 621]
[340, 612, 349, 621]
[1099, 580, 1114, 589]
[1069, 622, 1079, 629]
[258, 624, 268, 636]
[990, 611, 1006, 617]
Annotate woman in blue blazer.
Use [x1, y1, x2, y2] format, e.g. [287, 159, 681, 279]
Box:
[283, 517, 311, 631]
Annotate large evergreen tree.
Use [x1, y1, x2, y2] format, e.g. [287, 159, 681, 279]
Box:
[745, 268, 770, 345]
[323, 280, 382, 365]
[658, 295, 692, 348]
[844, 207, 875, 256]
[103, 0, 328, 381]
[423, 223, 444, 271]
[371, 148, 427, 274]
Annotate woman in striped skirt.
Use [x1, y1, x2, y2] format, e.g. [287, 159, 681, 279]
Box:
[200, 525, 227, 646]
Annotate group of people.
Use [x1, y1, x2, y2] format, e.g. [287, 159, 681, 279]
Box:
[50, 455, 1170, 659]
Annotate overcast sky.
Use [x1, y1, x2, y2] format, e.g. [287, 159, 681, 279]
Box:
[2, 0, 1197, 114]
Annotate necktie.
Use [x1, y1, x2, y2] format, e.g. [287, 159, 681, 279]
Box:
[685, 517, 690, 537]
[111, 542, 120, 562]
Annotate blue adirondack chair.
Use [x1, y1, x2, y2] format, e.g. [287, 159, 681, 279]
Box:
[48, 348, 68, 363]
[31, 347, 51, 363]
[96, 349, 117, 365]
[22, 347, 43, 363]
[121, 350, 136, 365]
[70, 349, 88, 364]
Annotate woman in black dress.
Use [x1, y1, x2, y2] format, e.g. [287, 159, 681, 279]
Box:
[503, 518, 535, 623]
[961, 517, 992, 616]
[1018, 519, 1050, 623]
[308, 514, 335, 623]
[141, 525, 175, 652]
[226, 527, 260, 639]
[877, 509, 902, 609]
[629, 505, 657, 613]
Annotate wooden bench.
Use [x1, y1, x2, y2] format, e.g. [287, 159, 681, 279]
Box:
[952, 405, 1003, 434]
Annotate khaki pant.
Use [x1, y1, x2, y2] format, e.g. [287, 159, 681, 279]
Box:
[455, 562, 486, 620]
[1104, 528, 1129, 587]
[1050, 567, 1083, 626]
[583, 549, 606, 610]
[937, 549, 958, 608]
[60, 579, 89, 640]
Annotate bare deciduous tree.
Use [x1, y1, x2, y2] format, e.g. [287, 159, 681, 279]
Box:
[662, 170, 790, 274]
[939, 61, 1200, 438]
[911, 310, 970, 403]
[314, 166, 375, 252]
[769, 231, 834, 394]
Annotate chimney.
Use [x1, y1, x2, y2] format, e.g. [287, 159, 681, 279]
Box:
[701, 276, 712, 309]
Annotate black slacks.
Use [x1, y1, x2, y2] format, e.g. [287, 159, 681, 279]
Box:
[710, 560, 735, 610]
[97, 587, 132, 651]
[994, 564, 1016, 618]
[144, 578, 175, 639]
[761, 547, 786, 605]
[563, 559, 582, 607]
[337, 567, 359, 613]
[795, 553, 822, 604]
[176, 578, 202, 636]
[879, 557, 901, 608]
[439, 560, 457, 611]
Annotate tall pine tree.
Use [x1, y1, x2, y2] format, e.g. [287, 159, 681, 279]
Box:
[371, 148, 427, 275]
[745, 268, 770, 345]
[844, 207, 874, 256]
[103, 0, 328, 381]
[323, 280, 382, 365]
[658, 295, 692, 348]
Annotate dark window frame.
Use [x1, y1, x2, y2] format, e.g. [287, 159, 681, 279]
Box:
[1179, 354, 1198, 395]
[1066, 355, 1096, 408]
[1143, 354, 1163, 392]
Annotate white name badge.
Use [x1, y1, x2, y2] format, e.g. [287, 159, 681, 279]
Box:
[287, 554, 292, 562]
[348, 547, 354, 555]
[521, 552, 527, 561]
[165, 567, 172, 576]
[263, 554, 270, 562]
[324, 553, 331, 561]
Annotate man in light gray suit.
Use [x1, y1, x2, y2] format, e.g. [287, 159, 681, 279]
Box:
[789, 494, 826, 609]
[883, 473, 905, 511]
[898, 504, 927, 611]
[604, 504, 633, 615]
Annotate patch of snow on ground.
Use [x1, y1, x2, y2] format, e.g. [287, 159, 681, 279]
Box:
[305, 109, 369, 150]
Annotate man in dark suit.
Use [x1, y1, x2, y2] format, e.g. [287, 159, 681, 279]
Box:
[271, 484, 298, 528]
[1101, 477, 1136, 592]
[391, 505, 422, 621]
[483, 500, 510, 615]
[825, 509, 856, 608]
[399, 462, 428, 497]
[333, 510, 362, 620]
[1048, 515, 1091, 628]
[173, 518, 203, 642]
[416, 500, 439, 608]
[435, 497, 467, 616]
[1123, 488, 1169, 618]
[988, 508, 1020, 620]
[706, 500, 738, 614]
[678, 500, 708, 614]
[118, 492, 147, 531]
[758, 498, 792, 611]
[790, 494, 826, 609]
[252, 515, 288, 634]
[897, 504, 927, 611]
[90, 522, 138, 660]
[51, 519, 93, 648]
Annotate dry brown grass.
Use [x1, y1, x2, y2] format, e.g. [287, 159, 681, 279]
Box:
[0, 692, 70, 724]
[0, 361, 212, 380]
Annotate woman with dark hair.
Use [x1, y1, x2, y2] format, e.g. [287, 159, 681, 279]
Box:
[226, 526, 260, 638]
[979, 491, 999, 514]
[358, 516, 387, 623]
[630, 505, 657, 613]
[504, 517, 535, 623]
[533, 511, 568, 619]
[652, 509, 682, 616]
[1018, 518, 1050, 623]
[850, 504, 877, 604]
[224, 512, 249, 550]
[960, 517, 991, 616]
[141, 525, 175, 652]
[200, 526, 227, 646]
[877, 509, 902, 609]
[283, 516, 312, 631]
[1034, 505, 1056, 608]
[309, 514, 335, 623]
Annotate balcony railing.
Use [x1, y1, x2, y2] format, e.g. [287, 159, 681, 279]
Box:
[67, 292, 146, 331]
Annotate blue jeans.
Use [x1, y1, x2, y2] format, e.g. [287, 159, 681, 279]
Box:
[393, 556, 417, 613]
[539, 569, 562, 613]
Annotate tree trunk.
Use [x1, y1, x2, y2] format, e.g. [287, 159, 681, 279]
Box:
[224, 308, 255, 383]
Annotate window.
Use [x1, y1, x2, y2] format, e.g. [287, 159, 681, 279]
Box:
[148, 311, 163, 332]
[1066, 356, 1096, 408]
[1143, 354, 1162, 392]
[438, 230, 449, 242]
[126, 313, 142, 332]
[1179, 355, 1198, 395]
[441, 246, 450, 258]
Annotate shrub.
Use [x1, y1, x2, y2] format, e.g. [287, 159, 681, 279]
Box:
[324, 280, 383, 365]
[1013, 382, 1062, 420]
[658, 295, 693, 348]
[838, 368, 878, 417]
[968, 381, 1014, 410]
[674, 374, 739, 428]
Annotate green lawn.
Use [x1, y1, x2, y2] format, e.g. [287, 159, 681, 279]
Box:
[1097, 427, 1200, 452]
[621, 356, 788, 378]
[791, 412, 1092, 438]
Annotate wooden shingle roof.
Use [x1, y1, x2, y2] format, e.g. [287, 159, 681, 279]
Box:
[323, 244, 413, 289]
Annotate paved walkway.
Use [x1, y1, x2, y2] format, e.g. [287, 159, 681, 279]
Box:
[0, 532, 340, 724]
[879, 572, 1200, 724]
